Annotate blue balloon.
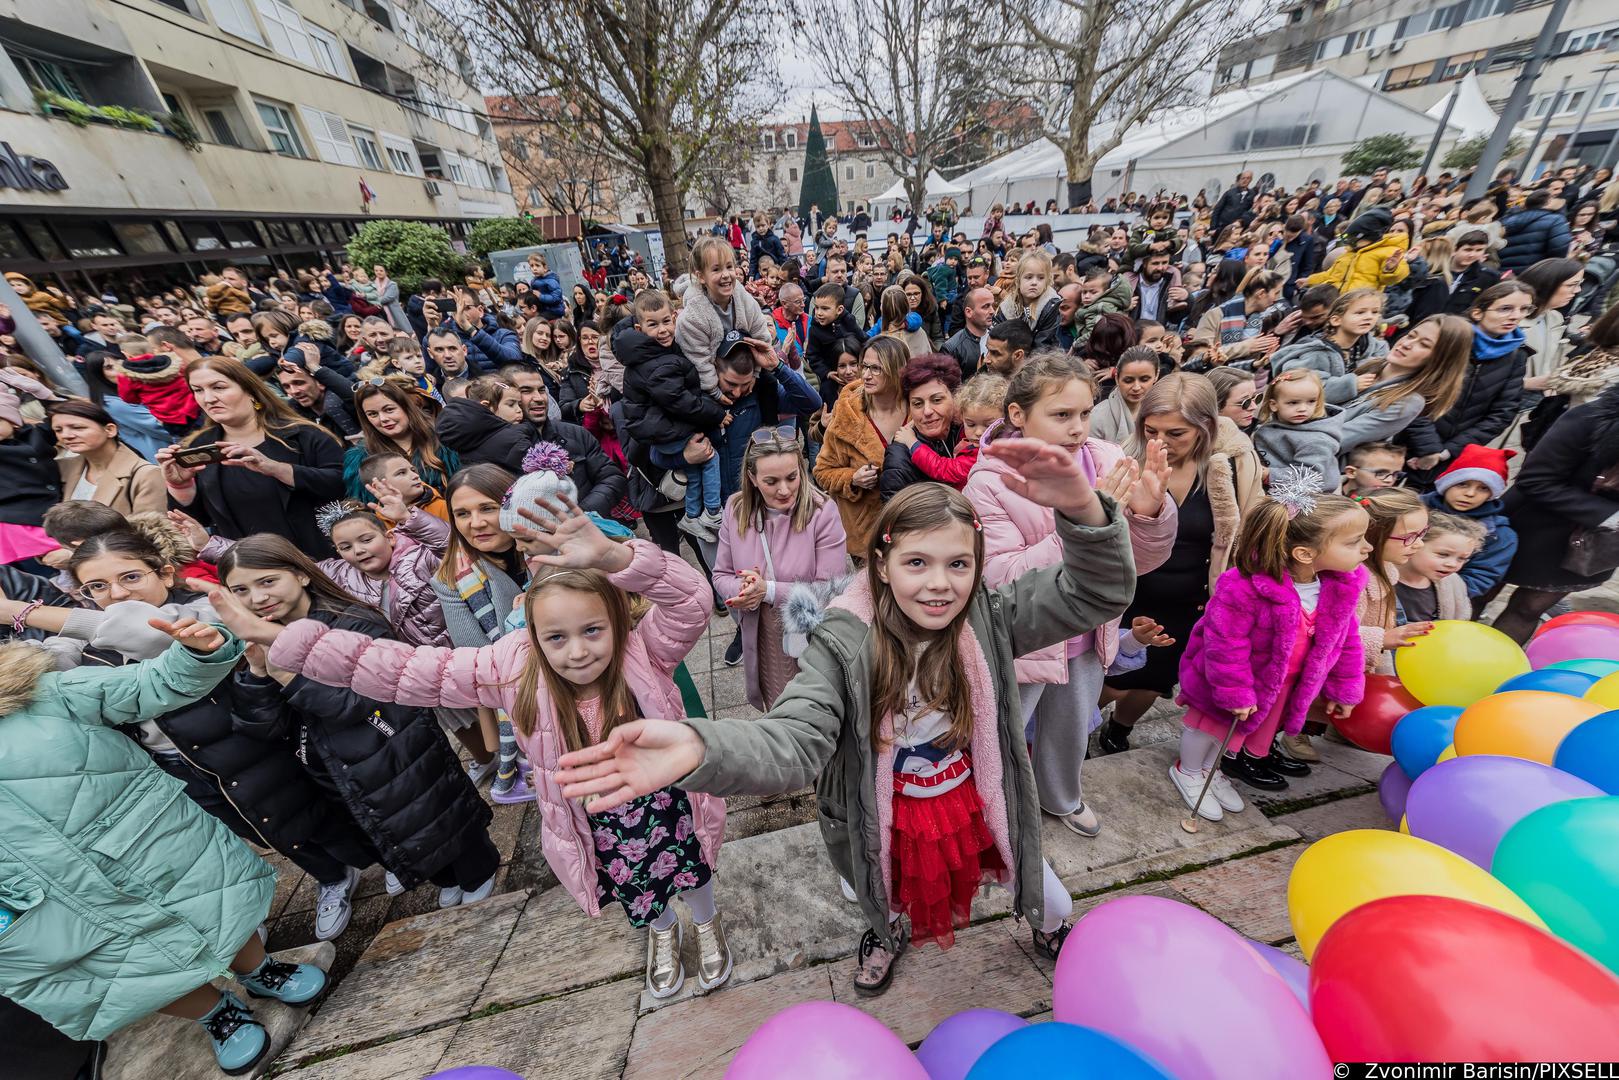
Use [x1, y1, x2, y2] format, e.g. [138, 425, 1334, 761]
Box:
[1554, 711, 1619, 795]
[1497, 669, 1602, 697]
[1391, 705, 1464, 779]
[966, 1023, 1173, 1080]
[1545, 658, 1619, 678]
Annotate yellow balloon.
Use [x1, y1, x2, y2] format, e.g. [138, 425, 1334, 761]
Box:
[1395, 620, 1530, 706]
[1452, 690, 1605, 764]
[1585, 671, 1619, 710]
[1398, 815, 1410, 833]
[1435, 744, 1457, 763]
[1287, 829, 1546, 959]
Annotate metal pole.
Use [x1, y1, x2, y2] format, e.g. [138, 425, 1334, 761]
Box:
[1420, 85, 1461, 179]
[1604, 125, 1619, 171]
[1464, 0, 1575, 202]
[0, 276, 87, 396]
[1555, 66, 1616, 171]
[1519, 75, 1572, 179]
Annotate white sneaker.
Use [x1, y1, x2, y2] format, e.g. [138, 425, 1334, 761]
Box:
[1169, 762, 1223, 822]
[437, 885, 464, 909]
[313, 867, 361, 940]
[383, 871, 405, 897]
[460, 875, 497, 905]
[838, 877, 858, 903]
[1209, 769, 1246, 814]
[465, 758, 497, 786]
[1059, 802, 1102, 838]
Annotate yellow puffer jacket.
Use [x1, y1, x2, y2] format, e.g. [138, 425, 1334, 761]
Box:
[1306, 234, 1410, 293]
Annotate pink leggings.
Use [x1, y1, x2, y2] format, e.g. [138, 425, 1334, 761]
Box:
[1183, 703, 1286, 758]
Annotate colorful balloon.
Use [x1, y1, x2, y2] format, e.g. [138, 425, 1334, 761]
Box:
[1496, 668, 1601, 696]
[1436, 744, 1457, 763]
[1493, 796, 1619, 975]
[1586, 671, 1619, 710]
[427, 1071, 525, 1080]
[1451, 690, 1605, 764]
[1391, 705, 1463, 778]
[1532, 610, 1619, 637]
[965, 1023, 1173, 1080]
[1053, 896, 1331, 1080]
[1287, 829, 1546, 958]
[1247, 940, 1309, 1015]
[727, 1001, 927, 1080]
[1335, 674, 1420, 755]
[1311, 895, 1619, 1062]
[1526, 624, 1619, 668]
[1394, 620, 1530, 706]
[1555, 712, 1619, 794]
[1545, 657, 1619, 678]
[1377, 761, 1412, 823]
[1404, 755, 1603, 868]
[916, 1010, 1028, 1080]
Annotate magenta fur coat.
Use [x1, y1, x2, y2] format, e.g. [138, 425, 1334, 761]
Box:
[1176, 565, 1368, 736]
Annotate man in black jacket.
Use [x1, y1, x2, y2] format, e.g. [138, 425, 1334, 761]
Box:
[504, 365, 627, 516]
[1210, 171, 1255, 233]
[943, 286, 995, 379]
[277, 358, 359, 439]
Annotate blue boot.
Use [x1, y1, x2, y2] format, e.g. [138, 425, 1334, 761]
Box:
[197, 991, 268, 1076]
[238, 956, 327, 1005]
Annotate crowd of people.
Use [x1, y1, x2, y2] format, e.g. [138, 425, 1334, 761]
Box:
[2, 156, 1618, 1076]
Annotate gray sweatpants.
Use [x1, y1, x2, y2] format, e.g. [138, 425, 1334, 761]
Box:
[1019, 651, 1105, 817]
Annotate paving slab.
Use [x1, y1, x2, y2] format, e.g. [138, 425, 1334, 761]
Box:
[106, 942, 334, 1080]
[709, 666, 749, 709]
[279, 890, 528, 1067]
[473, 885, 642, 1013]
[1170, 846, 1305, 944]
[1273, 791, 1391, 840]
[1311, 737, 1397, 783]
[443, 980, 641, 1080]
[270, 1026, 458, 1080]
[1243, 759, 1374, 814]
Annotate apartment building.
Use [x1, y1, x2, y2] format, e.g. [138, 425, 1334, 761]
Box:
[0, 0, 513, 285]
[1217, 0, 1619, 171]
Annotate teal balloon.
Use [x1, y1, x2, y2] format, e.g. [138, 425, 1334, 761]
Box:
[1546, 658, 1619, 678]
[966, 1024, 1173, 1080]
[1555, 712, 1619, 795]
[1497, 669, 1601, 696]
[1492, 796, 1619, 976]
[1391, 706, 1464, 779]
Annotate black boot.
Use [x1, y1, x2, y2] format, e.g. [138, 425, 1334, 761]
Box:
[1096, 720, 1132, 755]
[1266, 741, 1312, 777]
[1221, 751, 1288, 791]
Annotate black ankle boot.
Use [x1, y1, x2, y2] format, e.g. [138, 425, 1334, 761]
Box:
[1096, 720, 1132, 755]
[1220, 751, 1288, 791]
[1266, 742, 1312, 777]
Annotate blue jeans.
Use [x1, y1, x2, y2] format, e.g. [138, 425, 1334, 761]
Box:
[652, 439, 720, 518]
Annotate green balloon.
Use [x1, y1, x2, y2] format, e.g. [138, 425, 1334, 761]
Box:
[1546, 659, 1619, 678]
[1492, 796, 1619, 975]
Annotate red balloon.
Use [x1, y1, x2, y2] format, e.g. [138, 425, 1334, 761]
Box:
[1533, 610, 1619, 639]
[1311, 895, 1619, 1061]
[1335, 674, 1419, 755]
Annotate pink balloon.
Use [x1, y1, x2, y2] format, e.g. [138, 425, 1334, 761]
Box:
[1054, 896, 1332, 1080]
[1525, 624, 1619, 669]
[727, 1001, 927, 1079]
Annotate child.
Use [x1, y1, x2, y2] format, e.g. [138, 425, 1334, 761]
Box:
[1089, 346, 1159, 445]
[1305, 207, 1410, 294]
[805, 284, 862, 383]
[1069, 267, 1132, 346]
[675, 235, 775, 396]
[1340, 442, 1407, 499]
[1172, 474, 1369, 810]
[1126, 204, 1184, 263]
[43, 501, 219, 589]
[1252, 369, 1344, 490]
[619, 290, 728, 541]
[1420, 444, 1519, 607]
[115, 334, 200, 435]
[995, 249, 1062, 348]
[1270, 288, 1388, 404]
[0, 368, 66, 565]
[1356, 486, 1433, 676]
[965, 356, 1176, 837]
[547, 448, 1137, 995]
[808, 335, 865, 453]
[212, 498, 734, 1001]
[1395, 511, 1484, 624]
[359, 451, 450, 523]
[386, 334, 442, 402]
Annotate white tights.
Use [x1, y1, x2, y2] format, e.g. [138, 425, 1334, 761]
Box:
[648, 879, 717, 931]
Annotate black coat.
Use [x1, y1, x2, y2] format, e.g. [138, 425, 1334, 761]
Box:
[618, 327, 726, 447]
[176, 423, 346, 558]
[1211, 185, 1255, 233]
[232, 605, 492, 889]
[1433, 346, 1529, 458]
[879, 423, 964, 501]
[0, 424, 62, 526]
[1405, 263, 1501, 325]
[1505, 388, 1619, 589]
[942, 328, 983, 381]
[436, 397, 534, 473]
[750, 229, 787, 277]
[519, 414, 627, 517]
[555, 348, 596, 425]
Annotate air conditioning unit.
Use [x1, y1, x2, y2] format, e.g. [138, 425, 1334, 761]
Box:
[1389, 39, 1404, 53]
[424, 181, 443, 197]
[1368, 46, 1384, 59]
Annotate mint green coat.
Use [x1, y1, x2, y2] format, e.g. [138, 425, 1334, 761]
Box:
[0, 638, 276, 1040]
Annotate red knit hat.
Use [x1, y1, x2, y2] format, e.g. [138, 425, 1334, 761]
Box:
[1435, 443, 1516, 498]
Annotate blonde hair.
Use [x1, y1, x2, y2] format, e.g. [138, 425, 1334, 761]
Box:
[512, 566, 637, 752]
[860, 336, 908, 409]
[1421, 236, 1455, 286]
[1367, 314, 1471, 418]
[730, 435, 821, 537]
[956, 372, 1008, 415]
[1234, 493, 1364, 582]
[1425, 510, 1486, 547]
[1129, 372, 1220, 474]
[1260, 369, 1326, 423]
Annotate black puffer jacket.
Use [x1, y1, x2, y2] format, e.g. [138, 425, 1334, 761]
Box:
[232, 604, 492, 889]
[618, 327, 727, 447]
[436, 397, 533, 473]
[555, 348, 596, 425]
[1499, 209, 1572, 273]
[1434, 346, 1528, 457]
[879, 422, 965, 501]
[519, 414, 627, 517]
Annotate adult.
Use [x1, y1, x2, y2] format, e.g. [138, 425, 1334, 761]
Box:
[943, 286, 994, 380]
[371, 264, 410, 330]
[901, 274, 945, 349]
[157, 357, 345, 558]
[276, 354, 359, 441]
[1341, 314, 1472, 457]
[446, 295, 522, 372]
[183, 313, 224, 356]
[1499, 190, 1573, 274]
[1514, 258, 1585, 448]
[1276, 214, 1322, 299]
[1128, 251, 1189, 328]
[1099, 373, 1262, 753]
[711, 349, 821, 503]
[1193, 269, 1290, 362]
[1205, 366, 1259, 433]
[50, 399, 165, 516]
[501, 364, 626, 516]
[344, 378, 461, 499]
[425, 326, 476, 381]
[881, 353, 966, 498]
[405, 278, 448, 338]
[525, 253, 566, 319]
[1210, 171, 1256, 234]
[814, 336, 908, 555]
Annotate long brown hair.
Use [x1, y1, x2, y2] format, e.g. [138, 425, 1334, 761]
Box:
[730, 433, 821, 537]
[1234, 493, 1363, 582]
[1360, 487, 1426, 624]
[1368, 314, 1471, 418]
[182, 356, 339, 451]
[860, 335, 908, 411]
[865, 485, 983, 754]
[217, 533, 387, 623]
[354, 378, 448, 477]
[435, 463, 518, 585]
[511, 566, 637, 749]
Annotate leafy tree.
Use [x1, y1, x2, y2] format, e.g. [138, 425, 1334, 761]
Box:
[467, 217, 543, 260]
[1442, 133, 1525, 171]
[798, 106, 839, 220]
[1342, 134, 1424, 176]
[345, 221, 469, 295]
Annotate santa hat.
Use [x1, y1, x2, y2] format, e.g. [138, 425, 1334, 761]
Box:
[1434, 444, 1516, 498]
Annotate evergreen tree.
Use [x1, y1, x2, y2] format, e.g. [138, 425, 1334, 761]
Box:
[798, 105, 839, 220]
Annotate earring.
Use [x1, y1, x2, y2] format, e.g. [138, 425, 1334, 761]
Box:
[254, 401, 263, 410]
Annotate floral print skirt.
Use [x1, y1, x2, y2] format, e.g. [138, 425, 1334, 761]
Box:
[591, 786, 712, 927]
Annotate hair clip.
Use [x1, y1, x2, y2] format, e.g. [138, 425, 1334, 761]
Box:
[881, 532, 892, 544]
[1271, 465, 1325, 519]
[972, 517, 982, 531]
[315, 500, 350, 537]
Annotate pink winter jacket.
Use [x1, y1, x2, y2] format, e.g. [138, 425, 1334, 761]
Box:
[963, 436, 1177, 684]
[266, 539, 725, 918]
[1176, 566, 1368, 736]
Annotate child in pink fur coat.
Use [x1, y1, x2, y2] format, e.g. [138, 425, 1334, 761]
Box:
[1172, 475, 1370, 822]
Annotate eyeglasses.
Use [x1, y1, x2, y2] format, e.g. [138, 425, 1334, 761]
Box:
[1391, 527, 1429, 546]
[1234, 395, 1260, 410]
[1363, 468, 1406, 481]
[750, 422, 800, 447]
[79, 569, 158, 600]
[859, 363, 886, 376]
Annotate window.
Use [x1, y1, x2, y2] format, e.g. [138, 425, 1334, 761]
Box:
[256, 100, 308, 158]
[527, 186, 543, 207]
[1440, 50, 1486, 79]
[254, 0, 317, 67]
[761, 132, 776, 150]
[206, 0, 265, 44]
[351, 125, 385, 170]
[307, 24, 349, 79]
[11, 53, 90, 102]
[1384, 61, 1436, 90]
[181, 221, 225, 252]
[56, 221, 122, 259]
[1567, 26, 1618, 53]
[785, 131, 797, 149]
[203, 108, 242, 147]
[1600, 86, 1619, 111]
[19, 221, 63, 261]
[865, 163, 875, 179]
[445, 153, 466, 184]
[846, 165, 855, 180]
[298, 106, 359, 165]
[0, 222, 32, 262]
[767, 165, 778, 185]
[219, 221, 262, 249]
[112, 222, 171, 255]
[789, 167, 798, 182]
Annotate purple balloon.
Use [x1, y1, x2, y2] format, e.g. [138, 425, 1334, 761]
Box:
[1405, 754, 1605, 868]
[915, 1010, 1029, 1080]
[1525, 624, 1619, 668]
[1247, 940, 1310, 1015]
[427, 1071, 525, 1080]
[1378, 761, 1414, 823]
[1053, 896, 1332, 1080]
[727, 1001, 927, 1080]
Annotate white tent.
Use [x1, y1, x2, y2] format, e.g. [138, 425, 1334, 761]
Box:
[1424, 73, 1502, 138]
[868, 169, 967, 219]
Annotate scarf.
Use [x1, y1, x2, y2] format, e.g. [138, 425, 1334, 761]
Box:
[1473, 325, 1526, 361]
[453, 552, 502, 639]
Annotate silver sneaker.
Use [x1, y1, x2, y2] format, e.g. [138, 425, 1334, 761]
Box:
[437, 884, 464, 909]
[694, 913, 733, 991]
[646, 921, 685, 998]
[313, 867, 361, 941]
[1059, 801, 1102, 837]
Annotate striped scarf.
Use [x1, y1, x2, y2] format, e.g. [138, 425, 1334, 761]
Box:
[453, 552, 502, 639]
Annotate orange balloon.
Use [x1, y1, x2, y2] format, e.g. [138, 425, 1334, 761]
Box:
[1452, 691, 1606, 764]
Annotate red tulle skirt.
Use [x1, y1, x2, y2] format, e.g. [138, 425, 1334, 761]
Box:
[891, 773, 1004, 950]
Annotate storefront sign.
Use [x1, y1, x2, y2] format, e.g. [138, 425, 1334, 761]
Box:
[0, 143, 68, 193]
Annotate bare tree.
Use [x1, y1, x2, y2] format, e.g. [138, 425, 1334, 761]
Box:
[1000, 0, 1255, 207]
[793, 0, 999, 213]
[494, 99, 616, 220]
[457, 0, 769, 275]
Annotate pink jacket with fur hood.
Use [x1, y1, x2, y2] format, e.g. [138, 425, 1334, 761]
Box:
[963, 435, 1177, 684]
[1176, 565, 1368, 736]
[266, 539, 725, 918]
